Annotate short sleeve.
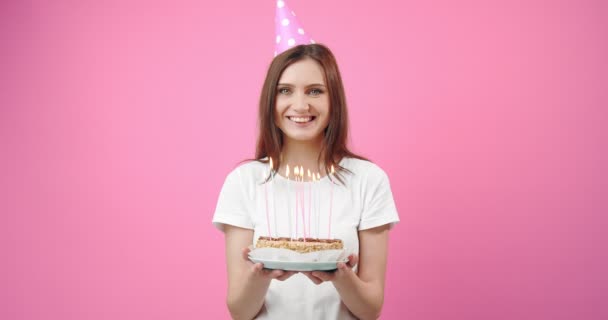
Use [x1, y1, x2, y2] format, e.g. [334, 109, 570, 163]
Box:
[359, 167, 400, 231]
[212, 167, 254, 232]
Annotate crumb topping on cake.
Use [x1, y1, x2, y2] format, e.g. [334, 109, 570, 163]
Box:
[256, 236, 343, 253]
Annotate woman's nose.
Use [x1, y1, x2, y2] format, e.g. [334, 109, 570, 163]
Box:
[292, 93, 310, 111]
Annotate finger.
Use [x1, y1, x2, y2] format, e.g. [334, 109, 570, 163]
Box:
[251, 262, 264, 274]
[311, 271, 333, 282]
[347, 254, 359, 268]
[269, 269, 285, 279]
[276, 271, 297, 281]
[338, 261, 354, 272]
[336, 262, 356, 279]
[261, 268, 283, 278]
[242, 247, 252, 261]
[302, 272, 323, 285]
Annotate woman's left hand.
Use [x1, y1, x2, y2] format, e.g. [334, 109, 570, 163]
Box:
[302, 254, 358, 285]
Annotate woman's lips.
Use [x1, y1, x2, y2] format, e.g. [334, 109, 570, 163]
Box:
[287, 116, 317, 127]
[288, 116, 315, 123]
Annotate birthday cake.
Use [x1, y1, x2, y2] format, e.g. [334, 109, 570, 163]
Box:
[256, 236, 343, 253]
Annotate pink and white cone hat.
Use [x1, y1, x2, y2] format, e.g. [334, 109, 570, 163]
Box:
[274, 0, 315, 56]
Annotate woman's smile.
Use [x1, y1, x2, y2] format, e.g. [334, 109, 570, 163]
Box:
[287, 115, 317, 126]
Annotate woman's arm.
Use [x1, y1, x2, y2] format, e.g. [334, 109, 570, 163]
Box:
[302, 224, 391, 320]
[224, 225, 297, 320]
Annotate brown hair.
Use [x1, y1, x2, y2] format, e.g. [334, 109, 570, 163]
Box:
[254, 43, 368, 184]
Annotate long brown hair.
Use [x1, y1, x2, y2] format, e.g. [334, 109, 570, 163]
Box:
[254, 44, 367, 184]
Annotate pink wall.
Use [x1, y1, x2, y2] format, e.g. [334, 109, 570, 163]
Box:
[2, 0, 607, 319]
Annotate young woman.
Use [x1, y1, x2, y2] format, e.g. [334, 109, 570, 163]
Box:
[213, 44, 399, 320]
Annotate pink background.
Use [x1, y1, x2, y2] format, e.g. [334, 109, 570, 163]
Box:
[2, 0, 607, 319]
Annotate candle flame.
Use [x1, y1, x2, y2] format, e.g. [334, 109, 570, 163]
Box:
[294, 166, 299, 176]
[269, 157, 273, 170]
[331, 165, 335, 174]
[307, 169, 311, 179]
[286, 164, 290, 178]
[317, 172, 321, 180]
[300, 166, 304, 178]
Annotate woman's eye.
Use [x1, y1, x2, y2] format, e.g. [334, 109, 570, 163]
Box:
[309, 88, 323, 96]
[278, 88, 291, 95]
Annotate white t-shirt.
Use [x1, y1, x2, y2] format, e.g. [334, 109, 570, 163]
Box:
[212, 157, 399, 319]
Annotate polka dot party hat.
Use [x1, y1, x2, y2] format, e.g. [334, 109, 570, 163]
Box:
[275, 0, 315, 56]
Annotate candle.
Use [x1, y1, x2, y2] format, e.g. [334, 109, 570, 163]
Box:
[300, 165, 306, 240]
[294, 165, 299, 239]
[328, 165, 335, 239]
[316, 172, 321, 239]
[270, 157, 277, 238]
[263, 169, 272, 239]
[307, 169, 312, 240]
[286, 164, 292, 240]
[311, 172, 315, 239]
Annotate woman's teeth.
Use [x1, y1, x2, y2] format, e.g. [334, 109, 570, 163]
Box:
[289, 116, 314, 123]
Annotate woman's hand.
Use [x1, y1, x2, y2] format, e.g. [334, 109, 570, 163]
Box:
[301, 254, 359, 285]
[242, 247, 298, 282]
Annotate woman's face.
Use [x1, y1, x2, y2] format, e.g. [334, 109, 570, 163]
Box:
[274, 58, 330, 144]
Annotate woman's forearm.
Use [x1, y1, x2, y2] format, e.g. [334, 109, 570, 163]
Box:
[227, 275, 271, 320]
[334, 277, 384, 320]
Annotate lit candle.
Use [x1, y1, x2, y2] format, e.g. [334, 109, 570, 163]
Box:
[270, 157, 277, 238]
[294, 165, 299, 239]
[300, 165, 306, 240]
[307, 169, 312, 240]
[328, 165, 335, 239]
[316, 172, 320, 239]
[311, 172, 315, 239]
[263, 168, 272, 239]
[286, 164, 292, 240]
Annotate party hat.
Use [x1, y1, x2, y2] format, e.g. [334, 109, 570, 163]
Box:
[274, 0, 315, 56]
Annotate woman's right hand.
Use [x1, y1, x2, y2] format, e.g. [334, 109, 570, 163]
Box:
[242, 247, 298, 281]
[224, 226, 295, 320]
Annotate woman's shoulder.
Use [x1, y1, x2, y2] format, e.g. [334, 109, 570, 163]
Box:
[342, 157, 388, 179]
[224, 159, 267, 182]
[234, 159, 266, 171]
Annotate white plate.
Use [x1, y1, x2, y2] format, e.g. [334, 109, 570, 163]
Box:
[248, 257, 348, 271]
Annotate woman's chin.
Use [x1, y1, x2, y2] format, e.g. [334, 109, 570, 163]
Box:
[284, 132, 323, 143]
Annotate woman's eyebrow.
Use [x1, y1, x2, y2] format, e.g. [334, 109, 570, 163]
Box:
[306, 83, 326, 88]
[277, 83, 326, 87]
